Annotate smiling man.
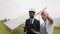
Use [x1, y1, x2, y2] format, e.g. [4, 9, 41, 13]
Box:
[24, 9, 40, 34]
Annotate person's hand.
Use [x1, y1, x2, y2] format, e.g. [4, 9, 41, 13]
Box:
[24, 27, 27, 32]
[41, 11, 49, 17]
[33, 31, 40, 34]
[31, 29, 36, 32]
[31, 29, 40, 34]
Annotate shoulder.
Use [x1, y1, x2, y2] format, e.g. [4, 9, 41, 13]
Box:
[34, 18, 39, 21]
[26, 19, 30, 21]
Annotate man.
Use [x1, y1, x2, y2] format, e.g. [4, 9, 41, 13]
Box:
[24, 10, 40, 34]
[40, 11, 54, 34]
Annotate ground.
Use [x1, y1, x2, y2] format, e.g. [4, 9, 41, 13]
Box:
[0, 21, 60, 34]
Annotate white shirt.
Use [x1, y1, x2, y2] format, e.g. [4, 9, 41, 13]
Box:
[30, 18, 34, 24]
[41, 20, 54, 34]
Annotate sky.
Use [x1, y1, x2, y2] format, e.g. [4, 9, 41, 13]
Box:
[0, 0, 60, 20]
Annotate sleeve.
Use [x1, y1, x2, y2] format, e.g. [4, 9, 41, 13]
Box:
[24, 20, 27, 32]
[37, 20, 40, 32]
[25, 20, 27, 26]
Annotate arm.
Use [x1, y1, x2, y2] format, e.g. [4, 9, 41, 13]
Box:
[31, 20, 40, 34]
[24, 20, 27, 32]
[44, 11, 54, 24]
[37, 20, 40, 32]
[31, 20, 40, 32]
[47, 15, 54, 24]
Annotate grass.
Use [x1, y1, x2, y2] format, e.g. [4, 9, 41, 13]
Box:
[0, 21, 60, 34]
[53, 27, 60, 34]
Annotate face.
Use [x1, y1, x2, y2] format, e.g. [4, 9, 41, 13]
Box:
[41, 14, 47, 21]
[29, 12, 35, 19]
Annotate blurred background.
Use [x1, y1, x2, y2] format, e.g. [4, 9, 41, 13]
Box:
[0, 0, 60, 34]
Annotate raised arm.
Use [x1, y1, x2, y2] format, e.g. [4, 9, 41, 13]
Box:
[41, 11, 54, 24]
[47, 15, 54, 24]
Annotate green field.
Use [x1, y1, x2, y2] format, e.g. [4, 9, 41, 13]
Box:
[0, 21, 60, 34]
